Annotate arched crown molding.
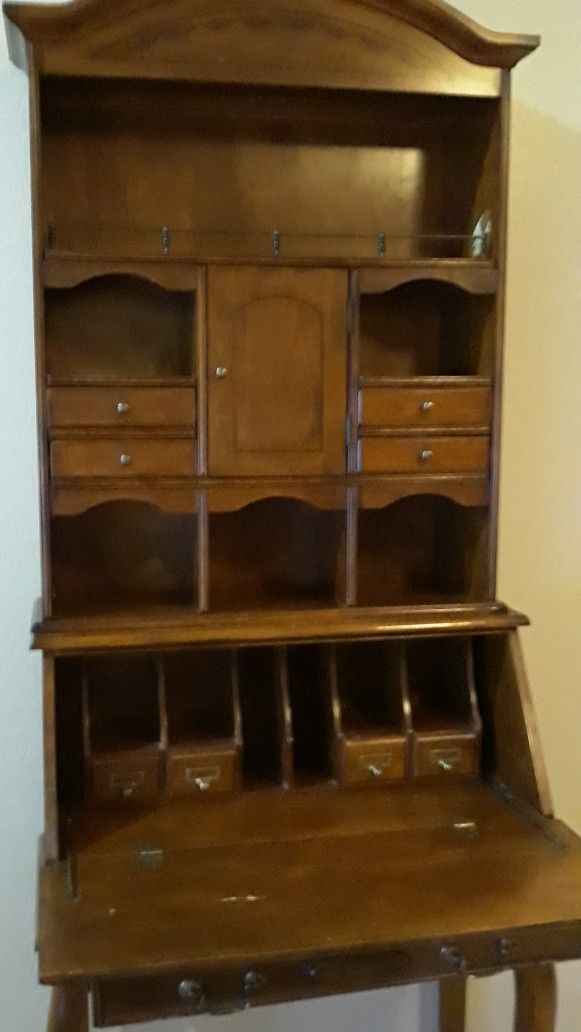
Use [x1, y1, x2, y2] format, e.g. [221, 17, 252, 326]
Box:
[4, 0, 540, 77]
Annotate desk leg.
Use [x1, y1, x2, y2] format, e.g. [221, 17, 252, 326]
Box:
[439, 976, 468, 1031]
[514, 964, 557, 1032]
[47, 987, 89, 1032]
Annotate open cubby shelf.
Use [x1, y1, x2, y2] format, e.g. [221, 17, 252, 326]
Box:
[54, 635, 482, 818]
[359, 280, 495, 380]
[50, 501, 198, 616]
[45, 275, 196, 382]
[208, 499, 347, 611]
[49, 494, 488, 618]
[357, 496, 489, 606]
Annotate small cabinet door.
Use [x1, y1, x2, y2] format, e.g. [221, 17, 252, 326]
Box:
[208, 267, 348, 476]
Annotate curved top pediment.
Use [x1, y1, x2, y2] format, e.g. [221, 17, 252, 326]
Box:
[4, 0, 539, 88]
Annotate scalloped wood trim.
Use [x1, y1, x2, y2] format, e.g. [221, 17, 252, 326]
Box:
[4, 0, 540, 72]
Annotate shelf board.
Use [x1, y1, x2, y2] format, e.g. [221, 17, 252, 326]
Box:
[47, 377, 196, 388]
[42, 249, 497, 273]
[31, 600, 528, 653]
[359, 377, 493, 389]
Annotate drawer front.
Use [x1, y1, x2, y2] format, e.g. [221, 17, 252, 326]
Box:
[89, 752, 163, 803]
[413, 733, 480, 779]
[50, 437, 196, 478]
[342, 736, 407, 784]
[359, 387, 492, 429]
[93, 950, 413, 1025]
[359, 435, 489, 474]
[47, 387, 196, 428]
[166, 746, 239, 796]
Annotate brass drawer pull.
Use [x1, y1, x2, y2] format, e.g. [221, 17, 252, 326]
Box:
[440, 945, 468, 973]
[215, 366, 229, 379]
[244, 969, 267, 996]
[119, 453, 132, 466]
[178, 978, 205, 1005]
[419, 400, 434, 412]
[184, 766, 220, 792]
[116, 401, 130, 415]
[418, 448, 433, 463]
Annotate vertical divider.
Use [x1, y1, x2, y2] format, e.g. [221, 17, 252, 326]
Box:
[196, 264, 209, 613]
[465, 638, 483, 740]
[345, 487, 359, 607]
[347, 270, 360, 475]
[42, 656, 59, 861]
[195, 266, 208, 478]
[197, 490, 209, 612]
[275, 647, 294, 790]
[157, 655, 168, 795]
[80, 660, 91, 799]
[230, 649, 243, 790]
[326, 645, 345, 784]
[399, 641, 414, 779]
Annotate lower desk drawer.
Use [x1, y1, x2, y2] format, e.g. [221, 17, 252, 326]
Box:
[359, 435, 489, 475]
[92, 950, 414, 1025]
[412, 733, 480, 778]
[50, 437, 196, 478]
[87, 920, 581, 1025]
[166, 745, 240, 796]
[341, 735, 407, 785]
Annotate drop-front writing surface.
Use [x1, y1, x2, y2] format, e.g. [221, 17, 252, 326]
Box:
[4, 0, 579, 1029]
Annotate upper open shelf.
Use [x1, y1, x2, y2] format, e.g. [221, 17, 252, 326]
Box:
[40, 79, 501, 266]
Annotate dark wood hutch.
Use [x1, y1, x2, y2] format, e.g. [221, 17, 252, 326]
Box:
[3, 0, 581, 1029]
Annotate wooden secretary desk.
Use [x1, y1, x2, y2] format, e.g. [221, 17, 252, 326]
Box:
[4, 0, 581, 1029]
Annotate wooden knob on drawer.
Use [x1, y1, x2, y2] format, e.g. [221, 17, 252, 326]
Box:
[418, 448, 433, 463]
[119, 453, 132, 466]
[419, 400, 434, 412]
[116, 401, 130, 415]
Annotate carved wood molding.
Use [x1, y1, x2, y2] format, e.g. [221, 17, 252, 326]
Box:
[4, 0, 540, 70]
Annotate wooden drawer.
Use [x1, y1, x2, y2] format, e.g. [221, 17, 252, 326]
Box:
[166, 744, 240, 796]
[359, 386, 492, 429]
[342, 735, 407, 785]
[50, 437, 196, 478]
[47, 386, 196, 428]
[93, 949, 413, 1025]
[412, 733, 480, 779]
[359, 435, 489, 474]
[89, 749, 163, 803]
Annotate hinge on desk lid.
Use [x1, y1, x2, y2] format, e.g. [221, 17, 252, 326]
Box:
[137, 845, 164, 868]
[161, 225, 170, 257]
[492, 780, 568, 852]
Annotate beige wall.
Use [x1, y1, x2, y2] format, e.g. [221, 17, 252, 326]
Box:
[0, 1, 579, 1029]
